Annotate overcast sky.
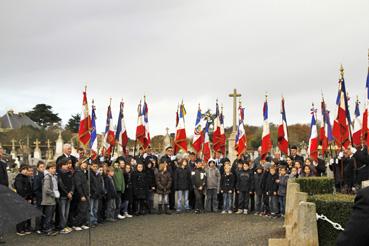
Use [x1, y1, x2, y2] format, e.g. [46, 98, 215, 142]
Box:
[0, 0, 368, 136]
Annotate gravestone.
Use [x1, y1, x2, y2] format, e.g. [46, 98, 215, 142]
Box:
[55, 130, 64, 159]
[33, 138, 42, 160]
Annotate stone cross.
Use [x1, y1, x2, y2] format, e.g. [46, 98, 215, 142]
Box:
[165, 127, 169, 135]
[34, 138, 41, 150]
[47, 139, 51, 149]
[229, 88, 241, 132]
[11, 139, 16, 151]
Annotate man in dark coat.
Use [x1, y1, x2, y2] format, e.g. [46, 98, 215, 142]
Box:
[0, 147, 9, 187]
[353, 145, 369, 186]
[56, 144, 78, 170]
[336, 186, 369, 246]
[289, 145, 304, 164]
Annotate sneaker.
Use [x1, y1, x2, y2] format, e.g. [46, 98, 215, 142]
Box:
[243, 209, 248, 215]
[228, 210, 233, 214]
[60, 228, 71, 234]
[124, 212, 133, 218]
[236, 209, 243, 214]
[117, 214, 126, 220]
[36, 230, 42, 235]
[16, 232, 26, 236]
[73, 226, 83, 231]
[66, 227, 73, 233]
[81, 225, 89, 230]
[45, 231, 58, 236]
[24, 231, 32, 235]
[221, 210, 227, 214]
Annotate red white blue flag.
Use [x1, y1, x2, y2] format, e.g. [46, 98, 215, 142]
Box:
[78, 88, 91, 148]
[261, 97, 271, 159]
[332, 67, 352, 148]
[103, 101, 115, 155]
[277, 97, 289, 155]
[174, 102, 187, 154]
[320, 97, 333, 156]
[308, 104, 318, 161]
[115, 100, 129, 155]
[192, 105, 204, 153]
[352, 99, 362, 146]
[362, 63, 369, 146]
[203, 121, 211, 163]
[89, 101, 98, 160]
[213, 101, 226, 155]
[235, 103, 246, 156]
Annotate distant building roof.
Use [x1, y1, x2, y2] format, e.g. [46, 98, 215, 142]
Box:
[0, 110, 40, 130]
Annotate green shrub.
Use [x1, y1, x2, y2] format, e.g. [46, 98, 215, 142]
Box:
[295, 177, 334, 195]
[308, 194, 355, 246]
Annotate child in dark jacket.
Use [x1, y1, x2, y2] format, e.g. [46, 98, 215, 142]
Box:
[253, 165, 264, 214]
[191, 160, 207, 214]
[14, 165, 33, 235]
[33, 161, 45, 233]
[220, 164, 235, 214]
[104, 167, 118, 222]
[265, 166, 279, 216]
[277, 166, 289, 215]
[132, 163, 148, 215]
[145, 160, 156, 214]
[122, 164, 134, 217]
[236, 162, 253, 214]
[57, 159, 74, 234]
[175, 159, 191, 212]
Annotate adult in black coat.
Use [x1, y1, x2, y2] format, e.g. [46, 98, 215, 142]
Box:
[336, 186, 369, 246]
[0, 146, 9, 187]
[131, 164, 148, 215]
[354, 145, 369, 186]
[56, 144, 78, 170]
[289, 145, 304, 164]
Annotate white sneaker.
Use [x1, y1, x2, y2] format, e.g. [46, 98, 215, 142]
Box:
[124, 212, 133, 218]
[81, 225, 89, 230]
[228, 210, 233, 214]
[243, 209, 248, 215]
[117, 214, 126, 220]
[73, 226, 82, 231]
[221, 210, 227, 214]
[236, 209, 243, 214]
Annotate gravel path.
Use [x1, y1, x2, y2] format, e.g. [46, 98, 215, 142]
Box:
[4, 213, 284, 246]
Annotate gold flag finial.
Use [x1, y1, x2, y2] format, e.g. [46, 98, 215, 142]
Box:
[340, 64, 344, 79]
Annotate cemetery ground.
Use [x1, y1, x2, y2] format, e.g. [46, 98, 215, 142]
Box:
[4, 212, 284, 246]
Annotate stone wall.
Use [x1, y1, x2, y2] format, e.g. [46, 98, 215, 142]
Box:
[269, 180, 319, 246]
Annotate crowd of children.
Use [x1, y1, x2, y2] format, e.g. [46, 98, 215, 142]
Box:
[8, 144, 325, 237]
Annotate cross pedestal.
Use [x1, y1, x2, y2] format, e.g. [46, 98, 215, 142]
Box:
[228, 89, 241, 163]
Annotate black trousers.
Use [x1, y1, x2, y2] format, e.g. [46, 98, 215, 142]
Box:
[134, 199, 146, 214]
[73, 200, 88, 227]
[42, 205, 55, 232]
[194, 188, 204, 210]
[169, 188, 175, 210]
[189, 189, 196, 209]
[238, 191, 250, 210]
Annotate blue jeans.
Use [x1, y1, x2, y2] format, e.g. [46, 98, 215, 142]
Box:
[58, 197, 71, 229]
[177, 190, 189, 211]
[90, 198, 99, 224]
[269, 195, 279, 215]
[254, 194, 263, 212]
[279, 195, 286, 214]
[223, 192, 233, 212]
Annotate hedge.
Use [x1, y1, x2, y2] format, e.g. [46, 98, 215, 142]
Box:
[308, 194, 355, 246]
[294, 177, 334, 195]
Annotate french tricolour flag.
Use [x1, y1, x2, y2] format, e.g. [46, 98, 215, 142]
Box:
[235, 104, 246, 156]
[261, 97, 271, 159]
[174, 102, 187, 154]
[89, 102, 98, 160]
[308, 105, 318, 161]
[352, 99, 362, 146]
[78, 88, 91, 148]
[203, 121, 211, 163]
[277, 97, 289, 155]
[103, 102, 115, 155]
[116, 101, 129, 155]
[142, 99, 151, 148]
[192, 106, 204, 153]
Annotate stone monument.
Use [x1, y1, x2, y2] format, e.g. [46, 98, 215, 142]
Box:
[163, 127, 171, 153]
[33, 138, 42, 160]
[10, 139, 17, 161]
[46, 139, 53, 161]
[55, 130, 64, 159]
[228, 88, 241, 163]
